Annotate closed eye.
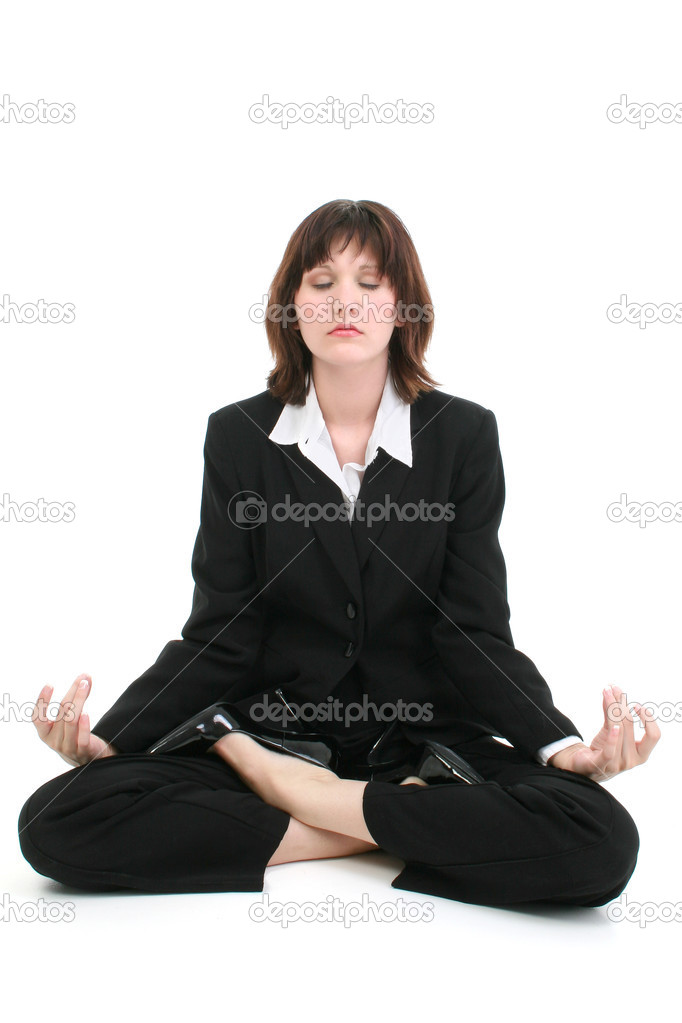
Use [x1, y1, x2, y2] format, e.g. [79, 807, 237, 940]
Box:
[312, 283, 380, 290]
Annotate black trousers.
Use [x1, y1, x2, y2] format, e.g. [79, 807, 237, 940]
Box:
[17, 735, 639, 907]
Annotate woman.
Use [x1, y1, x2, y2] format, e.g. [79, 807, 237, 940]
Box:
[18, 199, 658, 906]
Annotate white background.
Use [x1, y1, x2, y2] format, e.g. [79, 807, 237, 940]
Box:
[1, 0, 680, 1019]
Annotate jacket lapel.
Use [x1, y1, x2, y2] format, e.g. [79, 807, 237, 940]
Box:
[274, 397, 425, 601]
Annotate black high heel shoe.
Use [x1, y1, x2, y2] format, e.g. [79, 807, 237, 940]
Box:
[350, 723, 485, 785]
[146, 696, 340, 772]
[412, 741, 485, 785]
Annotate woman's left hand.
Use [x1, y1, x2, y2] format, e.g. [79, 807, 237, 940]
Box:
[547, 684, 661, 782]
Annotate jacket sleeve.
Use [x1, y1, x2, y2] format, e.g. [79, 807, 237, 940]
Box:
[91, 410, 265, 753]
[431, 408, 583, 759]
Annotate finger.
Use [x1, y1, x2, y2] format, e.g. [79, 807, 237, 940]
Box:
[48, 673, 89, 750]
[31, 685, 55, 739]
[603, 685, 624, 729]
[58, 675, 91, 760]
[595, 724, 621, 776]
[633, 703, 661, 762]
[611, 684, 636, 760]
[76, 711, 91, 763]
[602, 686, 613, 727]
[67, 674, 91, 723]
[603, 688, 625, 764]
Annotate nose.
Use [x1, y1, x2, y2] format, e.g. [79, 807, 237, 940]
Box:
[332, 290, 362, 320]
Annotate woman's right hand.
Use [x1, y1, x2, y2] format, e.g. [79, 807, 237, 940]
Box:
[32, 673, 119, 767]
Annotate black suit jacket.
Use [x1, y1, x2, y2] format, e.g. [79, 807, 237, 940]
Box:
[92, 386, 583, 760]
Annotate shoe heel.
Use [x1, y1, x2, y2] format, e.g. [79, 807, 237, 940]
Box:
[416, 742, 485, 785]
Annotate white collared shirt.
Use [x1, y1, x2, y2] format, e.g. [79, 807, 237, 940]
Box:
[267, 370, 581, 765]
[268, 369, 412, 522]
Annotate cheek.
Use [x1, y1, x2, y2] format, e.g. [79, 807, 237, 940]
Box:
[303, 293, 335, 325]
[295, 287, 321, 310]
[379, 289, 398, 311]
[368, 290, 398, 327]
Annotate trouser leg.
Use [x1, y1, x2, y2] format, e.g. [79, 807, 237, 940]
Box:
[361, 736, 640, 908]
[17, 753, 291, 894]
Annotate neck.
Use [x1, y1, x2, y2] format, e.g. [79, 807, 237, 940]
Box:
[310, 356, 389, 428]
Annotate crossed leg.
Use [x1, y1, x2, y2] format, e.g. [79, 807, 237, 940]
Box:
[18, 733, 638, 905]
[208, 732, 426, 865]
[209, 731, 640, 907]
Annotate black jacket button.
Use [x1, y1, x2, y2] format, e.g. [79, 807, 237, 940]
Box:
[344, 641, 355, 657]
[346, 602, 356, 619]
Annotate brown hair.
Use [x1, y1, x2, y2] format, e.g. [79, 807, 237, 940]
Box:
[264, 199, 440, 405]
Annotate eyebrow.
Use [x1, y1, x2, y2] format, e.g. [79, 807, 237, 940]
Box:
[309, 262, 380, 272]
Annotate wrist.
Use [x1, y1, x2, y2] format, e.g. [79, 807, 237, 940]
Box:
[93, 733, 119, 757]
[548, 742, 587, 767]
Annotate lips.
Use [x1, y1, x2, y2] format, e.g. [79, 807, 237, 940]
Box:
[329, 326, 362, 335]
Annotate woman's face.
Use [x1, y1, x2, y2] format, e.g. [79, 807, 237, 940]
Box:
[293, 239, 401, 371]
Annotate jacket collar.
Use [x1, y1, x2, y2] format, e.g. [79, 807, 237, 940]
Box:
[267, 368, 413, 469]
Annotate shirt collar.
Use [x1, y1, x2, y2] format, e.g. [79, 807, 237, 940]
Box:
[268, 369, 413, 468]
